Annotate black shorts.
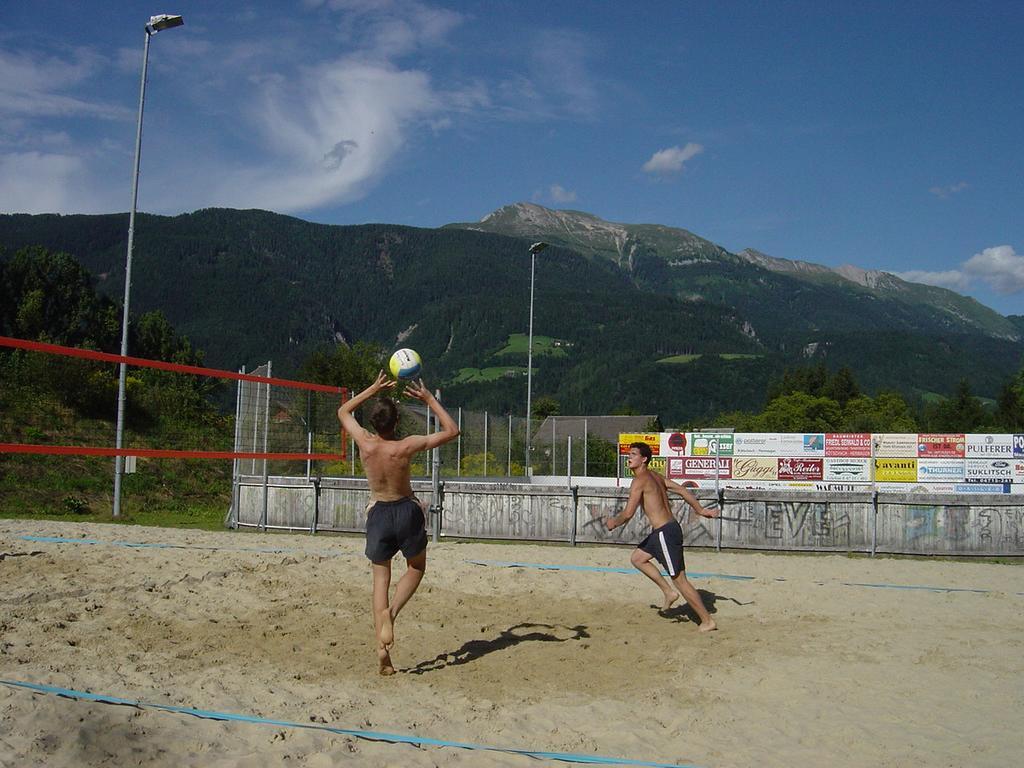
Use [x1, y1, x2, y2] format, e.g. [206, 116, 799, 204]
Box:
[638, 520, 686, 577]
[365, 497, 427, 563]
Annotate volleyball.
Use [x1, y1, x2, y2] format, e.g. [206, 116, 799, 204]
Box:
[389, 348, 422, 379]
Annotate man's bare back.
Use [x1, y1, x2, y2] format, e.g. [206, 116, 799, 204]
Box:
[337, 371, 460, 674]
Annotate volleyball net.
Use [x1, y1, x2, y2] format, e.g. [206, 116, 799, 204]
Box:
[0, 335, 347, 469]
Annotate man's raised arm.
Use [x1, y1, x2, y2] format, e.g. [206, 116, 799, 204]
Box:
[404, 379, 460, 450]
[338, 370, 395, 442]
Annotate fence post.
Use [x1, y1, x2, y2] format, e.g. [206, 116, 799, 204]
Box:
[871, 490, 879, 556]
[310, 476, 321, 534]
[716, 487, 724, 551]
[507, 414, 512, 477]
[457, 407, 462, 476]
[583, 418, 588, 477]
[431, 389, 442, 542]
[566, 435, 572, 486]
[551, 417, 556, 475]
[483, 410, 488, 477]
[570, 485, 579, 546]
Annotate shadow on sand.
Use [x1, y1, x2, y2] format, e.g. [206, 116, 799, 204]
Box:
[405, 622, 590, 674]
[655, 589, 753, 624]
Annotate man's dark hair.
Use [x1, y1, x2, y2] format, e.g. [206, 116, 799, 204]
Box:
[630, 441, 652, 465]
[368, 397, 399, 435]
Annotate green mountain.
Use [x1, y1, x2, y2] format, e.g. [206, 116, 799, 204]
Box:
[449, 202, 1019, 341]
[1, 207, 1020, 423]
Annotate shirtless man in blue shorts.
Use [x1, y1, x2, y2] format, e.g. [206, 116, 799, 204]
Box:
[606, 442, 719, 632]
[338, 371, 460, 674]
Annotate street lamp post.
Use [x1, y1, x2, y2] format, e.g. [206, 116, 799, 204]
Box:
[525, 241, 548, 477]
[113, 13, 184, 518]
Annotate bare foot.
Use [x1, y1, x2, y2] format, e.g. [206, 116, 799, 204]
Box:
[377, 646, 395, 676]
[662, 591, 681, 611]
[378, 608, 394, 648]
[698, 619, 718, 633]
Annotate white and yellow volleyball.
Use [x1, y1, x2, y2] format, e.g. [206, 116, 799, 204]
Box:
[388, 348, 422, 379]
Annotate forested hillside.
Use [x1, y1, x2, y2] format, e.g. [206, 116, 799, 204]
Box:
[1, 208, 1021, 424]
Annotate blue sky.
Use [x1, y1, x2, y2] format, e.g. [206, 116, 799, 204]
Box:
[2, 0, 1022, 315]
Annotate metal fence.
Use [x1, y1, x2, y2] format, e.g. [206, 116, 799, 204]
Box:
[234, 375, 618, 481]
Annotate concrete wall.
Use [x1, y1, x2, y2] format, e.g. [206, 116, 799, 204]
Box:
[232, 476, 1024, 556]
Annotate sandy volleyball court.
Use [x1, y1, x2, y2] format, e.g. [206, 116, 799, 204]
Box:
[1, 519, 1022, 767]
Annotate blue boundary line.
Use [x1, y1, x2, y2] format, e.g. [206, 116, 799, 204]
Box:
[0, 679, 700, 767]
[466, 559, 1022, 595]
[466, 559, 754, 581]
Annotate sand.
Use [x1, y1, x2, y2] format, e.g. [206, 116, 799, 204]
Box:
[1, 519, 1022, 767]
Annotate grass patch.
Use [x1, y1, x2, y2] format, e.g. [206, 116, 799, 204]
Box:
[495, 333, 569, 358]
[453, 366, 525, 383]
[657, 354, 702, 364]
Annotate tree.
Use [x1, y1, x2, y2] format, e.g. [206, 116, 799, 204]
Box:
[840, 392, 917, 432]
[924, 379, 987, 432]
[299, 341, 386, 392]
[995, 366, 1024, 431]
[824, 366, 861, 407]
[532, 396, 560, 420]
[750, 392, 841, 433]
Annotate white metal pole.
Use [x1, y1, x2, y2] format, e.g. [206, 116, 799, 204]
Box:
[526, 249, 535, 475]
[112, 28, 152, 518]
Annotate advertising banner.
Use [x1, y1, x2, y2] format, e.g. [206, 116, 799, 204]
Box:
[618, 433, 660, 455]
[777, 457, 824, 481]
[779, 434, 825, 456]
[690, 433, 734, 456]
[1014, 434, 1024, 457]
[965, 434, 1014, 458]
[824, 457, 871, 482]
[731, 457, 779, 482]
[964, 458, 1014, 483]
[734, 433, 781, 456]
[669, 457, 732, 479]
[917, 459, 966, 483]
[874, 434, 917, 457]
[825, 433, 872, 457]
[661, 432, 689, 456]
[875, 458, 917, 482]
[917, 433, 965, 458]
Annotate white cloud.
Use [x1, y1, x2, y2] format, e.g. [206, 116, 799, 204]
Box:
[0, 152, 96, 214]
[929, 181, 969, 199]
[894, 245, 1024, 296]
[963, 245, 1024, 295]
[549, 184, 577, 204]
[642, 143, 704, 175]
[0, 48, 131, 121]
[205, 59, 443, 212]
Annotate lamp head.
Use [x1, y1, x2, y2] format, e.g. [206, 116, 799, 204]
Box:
[147, 14, 184, 33]
[529, 242, 549, 254]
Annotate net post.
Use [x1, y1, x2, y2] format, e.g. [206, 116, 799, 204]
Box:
[259, 361, 271, 531]
[228, 365, 245, 528]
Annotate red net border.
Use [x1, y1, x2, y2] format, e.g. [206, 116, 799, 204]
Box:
[0, 335, 348, 460]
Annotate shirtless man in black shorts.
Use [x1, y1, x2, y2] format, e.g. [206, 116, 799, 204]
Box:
[606, 442, 719, 632]
[338, 371, 460, 674]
